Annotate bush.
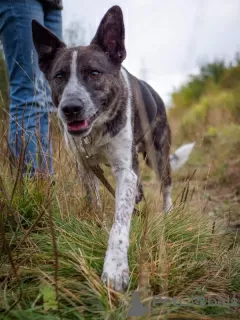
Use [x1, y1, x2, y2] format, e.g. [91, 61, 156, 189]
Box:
[220, 65, 240, 89]
[179, 91, 239, 140]
[171, 59, 229, 113]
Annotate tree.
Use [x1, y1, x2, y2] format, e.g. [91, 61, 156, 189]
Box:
[199, 59, 226, 84]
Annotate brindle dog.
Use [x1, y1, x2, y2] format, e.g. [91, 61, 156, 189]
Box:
[32, 5, 194, 291]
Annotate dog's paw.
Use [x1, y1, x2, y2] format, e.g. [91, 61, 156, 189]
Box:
[101, 251, 129, 292]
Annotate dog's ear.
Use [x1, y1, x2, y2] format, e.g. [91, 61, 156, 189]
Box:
[91, 6, 126, 64]
[32, 20, 66, 75]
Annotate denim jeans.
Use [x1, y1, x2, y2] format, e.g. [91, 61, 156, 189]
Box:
[0, 0, 62, 175]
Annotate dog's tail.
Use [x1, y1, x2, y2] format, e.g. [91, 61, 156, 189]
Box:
[169, 142, 195, 171]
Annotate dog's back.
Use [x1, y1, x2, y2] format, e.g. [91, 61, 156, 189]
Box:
[127, 70, 171, 167]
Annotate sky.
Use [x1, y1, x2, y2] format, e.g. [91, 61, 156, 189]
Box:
[62, 0, 240, 105]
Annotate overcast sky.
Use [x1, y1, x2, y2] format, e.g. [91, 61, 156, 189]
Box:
[62, 0, 240, 104]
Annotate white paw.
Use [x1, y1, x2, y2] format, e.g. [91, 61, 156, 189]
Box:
[101, 250, 129, 292]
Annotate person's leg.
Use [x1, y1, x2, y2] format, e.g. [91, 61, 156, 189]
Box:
[37, 8, 63, 171]
[0, 0, 57, 175]
[35, 6, 63, 112]
[44, 8, 62, 46]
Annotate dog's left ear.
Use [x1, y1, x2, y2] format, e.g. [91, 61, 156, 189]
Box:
[91, 6, 126, 64]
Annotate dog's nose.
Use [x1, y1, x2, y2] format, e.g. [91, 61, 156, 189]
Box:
[62, 105, 82, 118]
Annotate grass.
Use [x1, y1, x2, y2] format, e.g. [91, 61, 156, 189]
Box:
[0, 113, 239, 320]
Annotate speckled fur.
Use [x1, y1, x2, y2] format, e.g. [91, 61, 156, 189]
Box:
[32, 5, 187, 292]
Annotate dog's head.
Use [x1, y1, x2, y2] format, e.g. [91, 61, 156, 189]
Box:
[32, 6, 126, 137]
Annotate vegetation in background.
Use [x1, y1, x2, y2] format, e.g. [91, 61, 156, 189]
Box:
[171, 54, 240, 114]
[169, 54, 240, 186]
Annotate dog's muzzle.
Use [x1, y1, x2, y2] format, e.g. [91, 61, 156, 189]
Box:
[60, 103, 97, 136]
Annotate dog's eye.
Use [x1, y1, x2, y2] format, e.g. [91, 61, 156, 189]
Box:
[90, 70, 101, 80]
[55, 73, 65, 82]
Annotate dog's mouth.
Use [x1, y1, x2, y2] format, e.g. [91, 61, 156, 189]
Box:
[67, 120, 89, 132]
[67, 114, 97, 135]
[65, 104, 104, 136]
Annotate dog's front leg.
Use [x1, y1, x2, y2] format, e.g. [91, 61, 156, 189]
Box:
[101, 146, 137, 291]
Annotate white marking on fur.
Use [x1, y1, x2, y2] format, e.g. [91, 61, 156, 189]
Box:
[67, 50, 78, 90]
[101, 168, 137, 291]
[101, 68, 137, 291]
[170, 142, 195, 171]
[120, 68, 132, 148]
[163, 185, 173, 213]
[58, 50, 95, 124]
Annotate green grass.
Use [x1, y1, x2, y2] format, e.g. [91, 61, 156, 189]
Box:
[0, 139, 239, 320]
[1, 57, 240, 318]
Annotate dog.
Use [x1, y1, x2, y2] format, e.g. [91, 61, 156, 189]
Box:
[32, 5, 194, 292]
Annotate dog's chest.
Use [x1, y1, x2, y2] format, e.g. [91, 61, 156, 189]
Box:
[80, 140, 107, 165]
[66, 128, 110, 166]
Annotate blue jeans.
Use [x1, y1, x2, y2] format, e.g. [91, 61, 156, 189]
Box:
[0, 0, 62, 175]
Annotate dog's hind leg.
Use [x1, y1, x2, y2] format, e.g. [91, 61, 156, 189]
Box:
[76, 162, 101, 208]
[161, 161, 173, 213]
[132, 147, 144, 204]
[150, 147, 173, 213]
[143, 126, 173, 213]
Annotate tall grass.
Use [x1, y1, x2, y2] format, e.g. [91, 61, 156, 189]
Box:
[0, 55, 240, 319]
[0, 115, 239, 319]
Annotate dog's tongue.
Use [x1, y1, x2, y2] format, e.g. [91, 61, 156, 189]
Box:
[67, 120, 88, 131]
